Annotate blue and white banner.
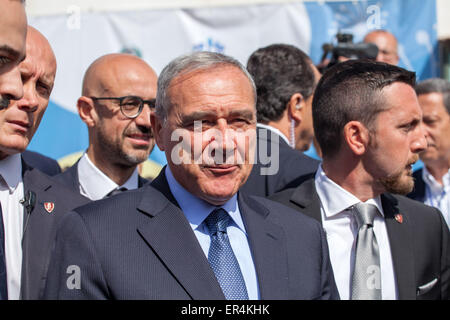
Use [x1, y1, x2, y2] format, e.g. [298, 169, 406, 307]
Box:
[27, 0, 438, 165]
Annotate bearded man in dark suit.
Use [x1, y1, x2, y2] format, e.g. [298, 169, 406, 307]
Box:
[271, 60, 450, 300]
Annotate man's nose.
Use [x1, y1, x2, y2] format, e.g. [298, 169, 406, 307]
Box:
[17, 84, 39, 112]
[134, 103, 152, 128]
[412, 123, 428, 153]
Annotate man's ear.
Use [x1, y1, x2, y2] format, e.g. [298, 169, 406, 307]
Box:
[150, 112, 165, 151]
[343, 121, 370, 156]
[77, 96, 97, 128]
[287, 93, 305, 123]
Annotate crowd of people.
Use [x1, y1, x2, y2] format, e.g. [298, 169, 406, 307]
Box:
[0, 0, 449, 300]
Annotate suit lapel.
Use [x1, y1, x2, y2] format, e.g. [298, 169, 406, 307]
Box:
[381, 193, 416, 300]
[139, 173, 225, 299]
[238, 193, 288, 299]
[21, 165, 90, 299]
[288, 178, 322, 222]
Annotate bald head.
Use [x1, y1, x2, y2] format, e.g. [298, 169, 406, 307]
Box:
[78, 53, 158, 180]
[25, 26, 57, 91]
[82, 53, 157, 97]
[364, 30, 399, 65]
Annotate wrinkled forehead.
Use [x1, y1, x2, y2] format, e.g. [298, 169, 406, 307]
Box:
[169, 65, 256, 103]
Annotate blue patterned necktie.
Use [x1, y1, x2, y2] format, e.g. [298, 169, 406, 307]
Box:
[204, 208, 249, 300]
[0, 204, 8, 299]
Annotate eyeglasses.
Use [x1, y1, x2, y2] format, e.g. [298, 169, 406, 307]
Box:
[90, 96, 156, 119]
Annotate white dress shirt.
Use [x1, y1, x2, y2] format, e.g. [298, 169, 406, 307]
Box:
[165, 166, 259, 299]
[422, 166, 450, 228]
[314, 165, 397, 300]
[0, 154, 24, 300]
[77, 153, 139, 200]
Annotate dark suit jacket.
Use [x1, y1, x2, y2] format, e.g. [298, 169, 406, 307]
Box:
[22, 150, 61, 176]
[54, 161, 148, 195]
[407, 169, 426, 202]
[270, 177, 450, 300]
[240, 127, 320, 197]
[43, 170, 339, 299]
[20, 159, 90, 299]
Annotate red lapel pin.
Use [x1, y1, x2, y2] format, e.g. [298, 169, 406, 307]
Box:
[394, 213, 403, 224]
[44, 202, 55, 214]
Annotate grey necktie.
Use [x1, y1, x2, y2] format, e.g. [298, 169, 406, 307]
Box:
[351, 202, 382, 300]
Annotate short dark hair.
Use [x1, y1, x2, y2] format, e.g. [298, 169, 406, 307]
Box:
[246, 44, 315, 123]
[313, 59, 416, 158]
[415, 78, 450, 114]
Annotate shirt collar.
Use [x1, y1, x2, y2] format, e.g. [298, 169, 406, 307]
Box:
[422, 166, 450, 194]
[0, 153, 22, 192]
[78, 153, 139, 200]
[257, 123, 290, 146]
[165, 166, 246, 233]
[314, 165, 384, 218]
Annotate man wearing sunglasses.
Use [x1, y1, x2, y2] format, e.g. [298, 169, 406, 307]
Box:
[55, 53, 158, 200]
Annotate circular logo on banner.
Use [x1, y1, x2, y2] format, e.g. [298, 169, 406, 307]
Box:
[192, 38, 225, 53]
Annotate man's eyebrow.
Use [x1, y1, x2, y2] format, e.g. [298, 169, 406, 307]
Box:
[228, 109, 255, 119]
[181, 111, 216, 123]
[182, 109, 255, 121]
[0, 45, 26, 62]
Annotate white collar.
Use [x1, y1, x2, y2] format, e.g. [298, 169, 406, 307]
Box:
[78, 153, 139, 200]
[0, 153, 22, 192]
[314, 165, 384, 218]
[257, 123, 290, 146]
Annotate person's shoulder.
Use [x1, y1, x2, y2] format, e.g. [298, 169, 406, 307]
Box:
[73, 183, 164, 220]
[22, 150, 61, 176]
[281, 148, 320, 172]
[242, 192, 322, 229]
[269, 187, 297, 203]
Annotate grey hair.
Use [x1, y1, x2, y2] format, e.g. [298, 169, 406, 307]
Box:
[155, 51, 256, 122]
[415, 78, 450, 114]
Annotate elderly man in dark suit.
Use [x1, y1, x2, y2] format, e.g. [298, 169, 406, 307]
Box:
[43, 51, 339, 300]
[271, 60, 450, 300]
[240, 44, 321, 197]
[0, 23, 90, 300]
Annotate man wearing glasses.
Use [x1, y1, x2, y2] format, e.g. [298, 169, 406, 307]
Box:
[55, 53, 158, 200]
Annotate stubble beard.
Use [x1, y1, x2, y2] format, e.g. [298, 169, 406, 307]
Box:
[97, 127, 150, 168]
[378, 155, 418, 195]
